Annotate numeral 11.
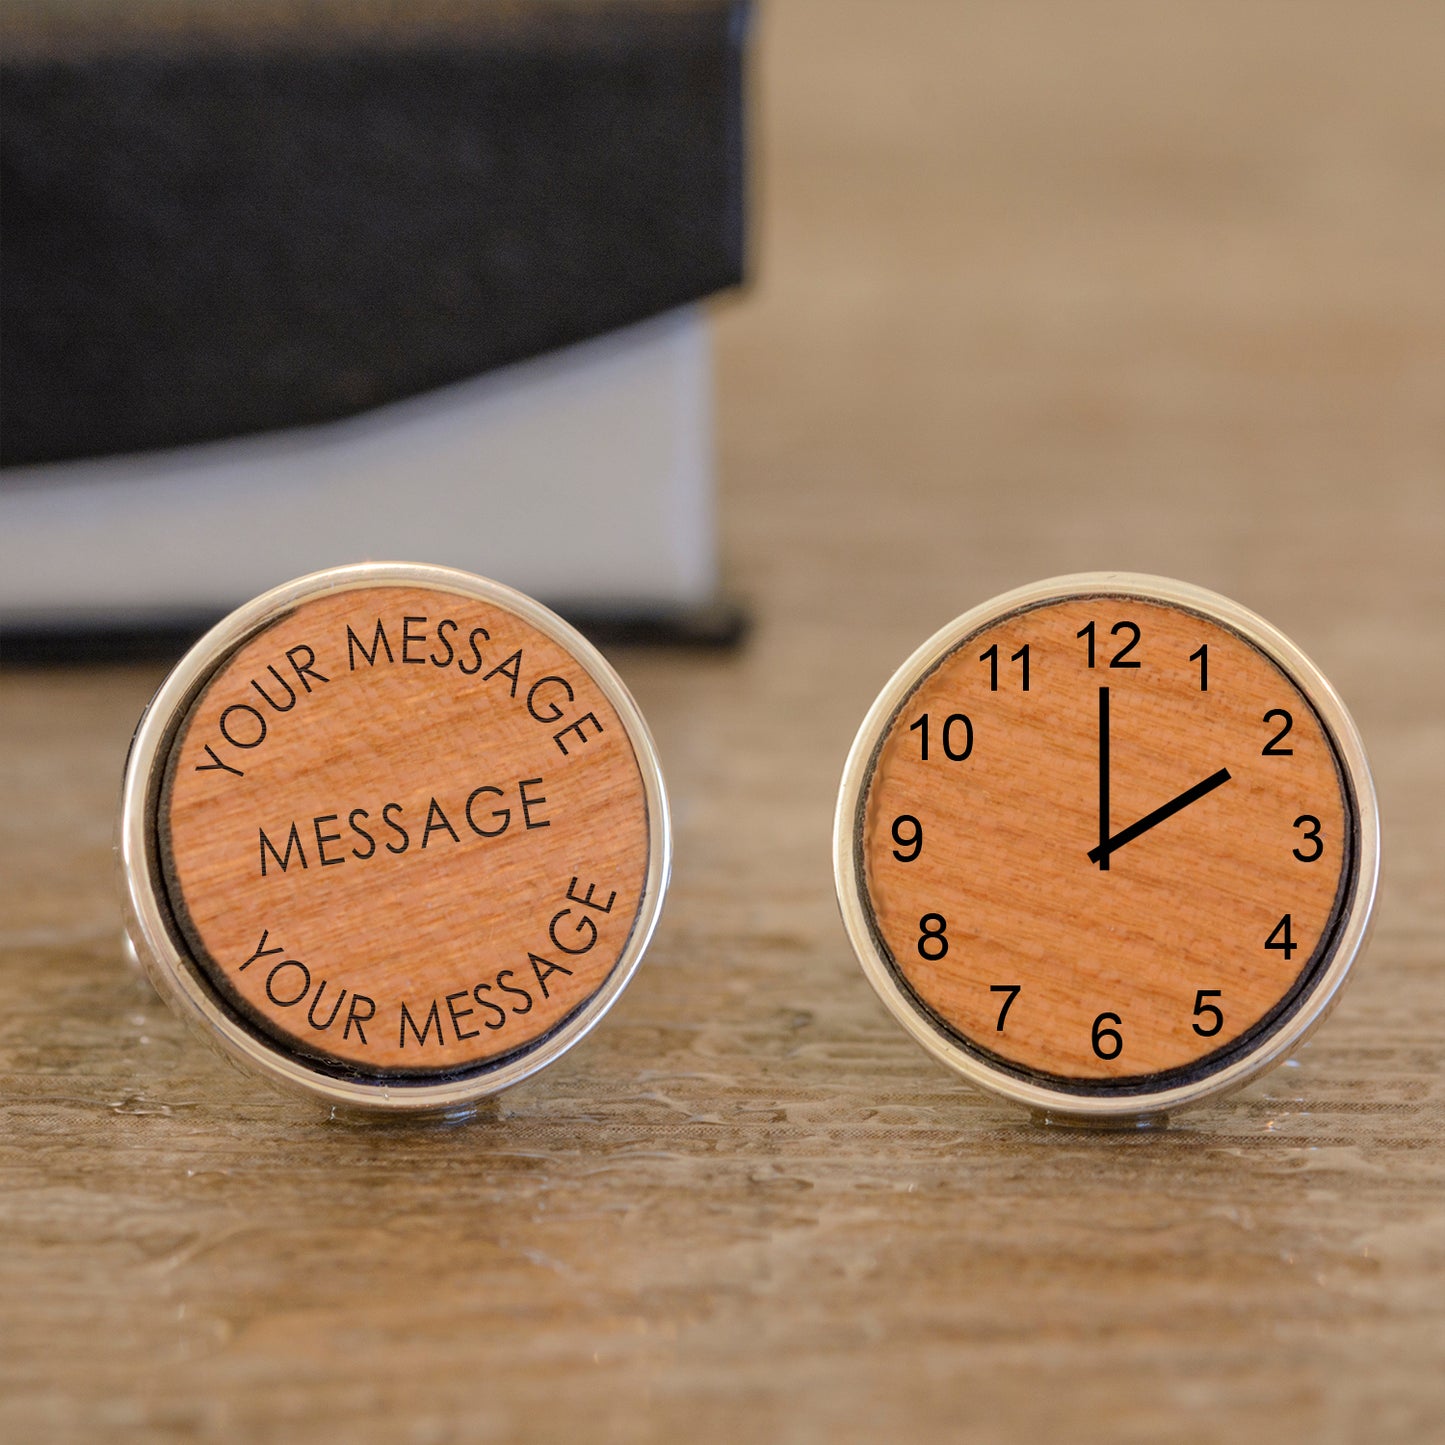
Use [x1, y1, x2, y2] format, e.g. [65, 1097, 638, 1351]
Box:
[980, 643, 1030, 691]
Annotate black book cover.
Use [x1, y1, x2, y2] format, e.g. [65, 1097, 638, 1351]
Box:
[1, 1, 749, 467]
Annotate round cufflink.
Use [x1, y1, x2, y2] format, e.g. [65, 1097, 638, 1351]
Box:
[119, 562, 670, 1112]
[834, 573, 1379, 1125]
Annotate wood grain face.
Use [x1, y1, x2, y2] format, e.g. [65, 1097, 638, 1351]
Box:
[159, 584, 650, 1077]
[862, 595, 1352, 1087]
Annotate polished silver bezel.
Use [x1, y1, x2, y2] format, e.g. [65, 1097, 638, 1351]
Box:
[833, 572, 1380, 1123]
[119, 562, 672, 1114]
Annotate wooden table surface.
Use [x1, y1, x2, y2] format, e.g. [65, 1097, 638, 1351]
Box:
[3, 2, 1443, 1440]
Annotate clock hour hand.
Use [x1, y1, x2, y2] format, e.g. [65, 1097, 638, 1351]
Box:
[1087, 767, 1232, 867]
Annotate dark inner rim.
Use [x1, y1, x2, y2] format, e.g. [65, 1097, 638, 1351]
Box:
[148, 596, 649, 1088]
[853, 591, 1362, 1100]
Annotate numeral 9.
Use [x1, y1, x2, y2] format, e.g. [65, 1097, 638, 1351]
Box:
[891, 814, 923, 863]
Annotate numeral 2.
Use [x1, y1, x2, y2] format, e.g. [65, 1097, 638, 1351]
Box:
[1262, 709, 1294, 755]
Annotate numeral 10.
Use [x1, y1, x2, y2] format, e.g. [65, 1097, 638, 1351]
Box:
[909, 712, 973, 761]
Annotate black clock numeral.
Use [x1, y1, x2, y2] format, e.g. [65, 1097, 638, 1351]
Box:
[1292, 814, 1323, 862]
[990, 984, 1020, 1031]
[1077, 620, 1141, 669]
[1262, 709, 1294, 756]
[980, 643, 1030, 692]
[1191, 989, 1224, 1037]
[917, 913, 948, 961]
[1091, 1011, 1124, 1060]
[909, 711, 973, 761]
[1108, 621, 1141, 667]
[1265, 913, 1297, 960]
[1189, 643, 1208, 691]
[891, 814, 923, 863]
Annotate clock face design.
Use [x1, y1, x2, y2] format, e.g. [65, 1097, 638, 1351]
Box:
[853, 588, 1360, 1097]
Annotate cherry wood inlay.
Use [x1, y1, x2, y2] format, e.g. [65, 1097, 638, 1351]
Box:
[160, 585, 649, 1074]
[863, 596, 1349, 1082]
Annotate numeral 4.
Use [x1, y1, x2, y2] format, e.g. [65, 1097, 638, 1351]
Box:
[1265, 914, 1297, 960]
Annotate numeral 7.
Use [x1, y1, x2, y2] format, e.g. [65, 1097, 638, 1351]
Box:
[990, 984, 1021, 1031]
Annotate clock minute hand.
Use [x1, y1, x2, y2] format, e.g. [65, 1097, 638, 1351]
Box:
[1098, 685, 1111, 873]
[1087, 767, 1232, 866]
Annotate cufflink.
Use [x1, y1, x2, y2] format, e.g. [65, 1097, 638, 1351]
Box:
[833, 573, 1378, 1125]
[118, 562, 670, 1112]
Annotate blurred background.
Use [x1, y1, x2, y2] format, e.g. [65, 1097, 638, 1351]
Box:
[2, 0, 748, 642]
[3, 2, 1444, 1441]
[4, 1, 1443, 653]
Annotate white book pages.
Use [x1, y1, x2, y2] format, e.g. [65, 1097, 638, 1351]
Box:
[0, 307, 715, 623]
